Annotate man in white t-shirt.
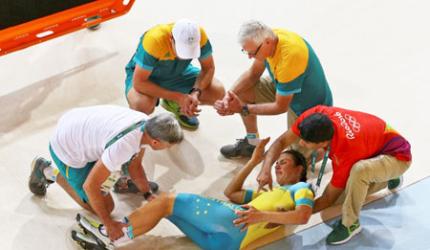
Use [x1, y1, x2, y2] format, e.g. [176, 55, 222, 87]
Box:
[28, 105, 183, 241]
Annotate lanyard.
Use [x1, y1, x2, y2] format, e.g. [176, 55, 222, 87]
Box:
[104, 120, 145, 149]
[310, 145, 330, 191]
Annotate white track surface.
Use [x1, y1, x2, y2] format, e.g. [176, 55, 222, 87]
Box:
[0, 0, 429, 249]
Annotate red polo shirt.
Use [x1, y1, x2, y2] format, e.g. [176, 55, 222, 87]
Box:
[292, 105, 412, 188]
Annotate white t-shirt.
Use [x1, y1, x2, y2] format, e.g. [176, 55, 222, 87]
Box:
[50, 105, 148, 172]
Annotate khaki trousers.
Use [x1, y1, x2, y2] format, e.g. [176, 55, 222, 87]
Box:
[341, 155, 411, 226]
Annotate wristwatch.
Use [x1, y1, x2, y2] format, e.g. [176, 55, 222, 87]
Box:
[143, 191, 153, 200]
[241, 104, 250, 116]
[189, 87, 202, 98]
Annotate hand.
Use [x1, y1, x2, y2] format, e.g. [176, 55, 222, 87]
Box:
[250, 137, 270, 164]
[177, 94, 200, 117]
[187, 93, 201, 116]
[214, 94, 234, 116]
[146, 192, 157, 202]
[224, 91, 244, 114]
[256, 167, 273, 193]
[222, 92, 233, 109]
[105, 220, 126, 241]
[233, 204, 264, 231]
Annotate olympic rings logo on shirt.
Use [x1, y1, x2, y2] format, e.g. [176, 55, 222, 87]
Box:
[344, 114, 361, 133]
[334, 112, 360, 140]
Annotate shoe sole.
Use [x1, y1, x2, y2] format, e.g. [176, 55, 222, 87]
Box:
[161, 101, 199, 131]
[113, 180, 159, 194]
[71, 230, 106, 250]
[220, 152, 245, 159]
[29, 157, 47, 196]
[328, 225, 362, 245]
[76, 214, 114, 250]
[220, 149, 253, 159]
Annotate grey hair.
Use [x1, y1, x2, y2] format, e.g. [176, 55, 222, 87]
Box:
[145, 113, 183, 144]
[238, 20, 276, 45]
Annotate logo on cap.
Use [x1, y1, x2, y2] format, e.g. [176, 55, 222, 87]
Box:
[172, 19, 201, 59]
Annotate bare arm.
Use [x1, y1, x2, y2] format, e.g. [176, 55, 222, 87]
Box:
[313, 183, 344, 213]
[133, 65, 183, 102]
[234, 204, 312, 229]
[230, 59, 265, 93]
[214, 59, 264, 116]
[257, 130, 299, 191]
[223, 160, 259, 204]
[83, 161, 124, 240]
[128, 149, 152, 194]
[262, 130, 298, 172]
[263, 205, 312, 225]
[195, 55, 215, 91]
[133, 65, 199, 116]
[224, 138, 270, 204]
[83, 161, 113, 225]
[248, 94, 293, 115]
[218, 91, 292, 117]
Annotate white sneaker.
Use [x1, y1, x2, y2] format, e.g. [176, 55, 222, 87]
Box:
[76, 213, 114, 250]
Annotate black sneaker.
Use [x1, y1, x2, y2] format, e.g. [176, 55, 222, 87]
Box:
[220, 138, 256, 158]
[113, 176, 159, 194]
[28, 156, 54, 196]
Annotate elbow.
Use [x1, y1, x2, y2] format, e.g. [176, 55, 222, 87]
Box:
[268, 103, 288, 115]
[248, 69, 261, 81]
[297, 210, 312, 224]
[299, 214, 311, 224]
[207, 66, 215, 76]
[83, 184, 90, 196]
[201, 66, 215, 77]
[134, 81, 148, 94]
[277, 103, 289, 114]
[223, 189, 240, 203]
[223, 190, 232, 200]
[82, 181, 93, 196]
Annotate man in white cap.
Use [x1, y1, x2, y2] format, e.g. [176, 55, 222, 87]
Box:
[125, 19, 225, 130]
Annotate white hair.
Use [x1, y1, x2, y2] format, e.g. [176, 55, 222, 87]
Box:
[145, 113, 183, 144]
[238, 20, 276, 45]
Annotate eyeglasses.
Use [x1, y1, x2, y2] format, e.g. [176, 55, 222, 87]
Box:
[242, 43, 263, 57]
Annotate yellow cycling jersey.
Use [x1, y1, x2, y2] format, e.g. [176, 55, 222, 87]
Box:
[240, 182, 314, 249]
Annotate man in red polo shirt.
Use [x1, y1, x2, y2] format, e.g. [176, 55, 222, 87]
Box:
[256, 105, 412, 245]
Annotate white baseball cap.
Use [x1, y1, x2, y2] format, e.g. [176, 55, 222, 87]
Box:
[172, 19, 201, 59]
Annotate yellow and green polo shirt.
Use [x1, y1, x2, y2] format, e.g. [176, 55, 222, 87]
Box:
[265, 28, 333, 115]
[125, 23, 212, 86]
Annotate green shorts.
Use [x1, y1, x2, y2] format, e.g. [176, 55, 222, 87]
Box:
[49, 145, 95, 203]
[125, 66, 200, 98]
